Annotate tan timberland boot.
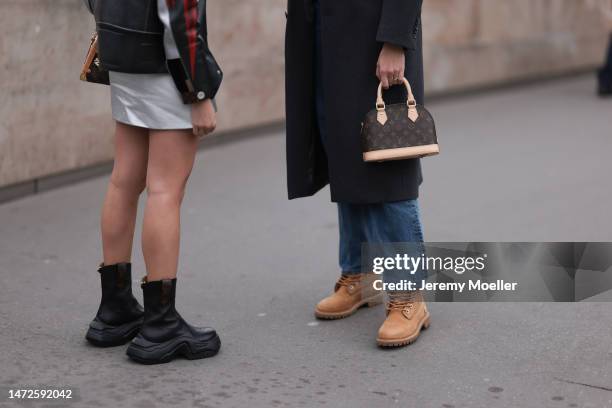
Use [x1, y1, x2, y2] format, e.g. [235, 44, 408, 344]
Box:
[314, 273, 383, 320]
[377, 291, 430, 347]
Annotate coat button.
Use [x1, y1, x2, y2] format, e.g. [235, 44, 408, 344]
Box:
[197, 91, 206, 100]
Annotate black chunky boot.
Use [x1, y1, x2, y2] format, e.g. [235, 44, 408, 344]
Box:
[126, 278, 221, 365]
[86, 263, 144, 347]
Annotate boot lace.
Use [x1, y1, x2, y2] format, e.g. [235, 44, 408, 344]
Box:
[337, 274, 362, 286]
[387, 291, 419, 314]
[335, 274, 363, 291]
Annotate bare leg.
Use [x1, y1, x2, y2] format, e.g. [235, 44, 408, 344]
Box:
[142, 129, 198, 281]
[101, 122, 149, 265]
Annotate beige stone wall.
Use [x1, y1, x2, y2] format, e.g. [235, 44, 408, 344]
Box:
[423, 0, 612, 92]
[1, 0, 610, 187]
[0, 0, 115, 187]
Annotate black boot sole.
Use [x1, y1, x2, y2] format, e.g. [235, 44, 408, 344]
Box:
[125, 333, 221, 365]
[85, 317, 143, 347]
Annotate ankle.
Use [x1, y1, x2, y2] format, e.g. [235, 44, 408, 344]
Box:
[144, 273, 178, 283]
[100, 260, 131, 269]
[387, 290, 419, 301]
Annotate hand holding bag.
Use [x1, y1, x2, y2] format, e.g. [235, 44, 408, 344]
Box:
[361, 78, 439, 162]
[80, 32, 109, 85]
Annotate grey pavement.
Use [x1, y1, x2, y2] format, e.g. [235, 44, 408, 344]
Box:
[1, 75, 612, 408]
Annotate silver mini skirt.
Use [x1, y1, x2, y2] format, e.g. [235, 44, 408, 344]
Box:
[109, 71, 192, 130]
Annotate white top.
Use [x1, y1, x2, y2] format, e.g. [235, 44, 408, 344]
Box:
[157, 0, 180, 59]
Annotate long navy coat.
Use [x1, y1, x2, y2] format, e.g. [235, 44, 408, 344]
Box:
[285, 0, 425, 203]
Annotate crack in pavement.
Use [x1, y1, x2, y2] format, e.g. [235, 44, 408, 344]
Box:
[554, 377, 612, 392]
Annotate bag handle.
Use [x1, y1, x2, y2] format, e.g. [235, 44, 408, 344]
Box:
[80, 32, 99, 81]
[375, 77, 419, 125]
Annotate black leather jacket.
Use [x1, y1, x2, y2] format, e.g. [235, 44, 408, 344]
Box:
[84, 0, 222, 103]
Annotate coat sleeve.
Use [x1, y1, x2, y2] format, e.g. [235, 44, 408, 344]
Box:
[165, 0, 223, 104]
[376, 0, 423, 50]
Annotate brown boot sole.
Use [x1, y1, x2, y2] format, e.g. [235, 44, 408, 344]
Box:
[376, 313, 431, 348]
[314, 294, 383, 320]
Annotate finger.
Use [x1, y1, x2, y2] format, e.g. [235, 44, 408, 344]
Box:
[394, 70, 402, 84]
[390, 69, 399, 84]
[192, 127, 199, 137]
[381, 73, 390, 89]
[388, 70, 400, 86]
[376, 64, 381, 81]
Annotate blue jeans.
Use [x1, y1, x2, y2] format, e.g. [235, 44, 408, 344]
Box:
[337, 202, 425, 274]
[314, 0, 426, 281]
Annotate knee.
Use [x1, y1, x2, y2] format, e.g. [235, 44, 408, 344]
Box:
[109, 170, 146, 197]
[145, 177, 187, 205]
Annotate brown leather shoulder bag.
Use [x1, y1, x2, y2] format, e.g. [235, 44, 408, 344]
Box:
[80, 32, 110, 85]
